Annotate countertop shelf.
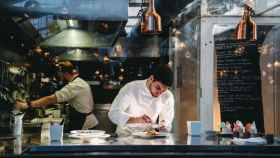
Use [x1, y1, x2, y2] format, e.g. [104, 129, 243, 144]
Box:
[1, 133, 280, 158]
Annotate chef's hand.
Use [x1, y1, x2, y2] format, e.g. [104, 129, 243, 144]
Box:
[158, 125, 168, 132]
[142, 115, 152, 123]
[127, 114, 152, 123]
[157, 120, 168, 132]
[15, 100, 29, 110]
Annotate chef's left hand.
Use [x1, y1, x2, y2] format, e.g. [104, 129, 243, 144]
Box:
[157, 125, 167, 132]
[158, 120, 168, 132]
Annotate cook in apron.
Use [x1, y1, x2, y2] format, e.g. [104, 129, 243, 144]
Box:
[68, 105, 93, 131]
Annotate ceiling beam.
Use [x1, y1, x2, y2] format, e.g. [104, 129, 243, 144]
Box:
[129, 0, 148, 7]
[129, 3, 148, 7]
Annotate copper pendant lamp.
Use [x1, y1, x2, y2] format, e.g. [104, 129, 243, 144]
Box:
[140, 0, 162, 35]
[236, 5, 257, 41]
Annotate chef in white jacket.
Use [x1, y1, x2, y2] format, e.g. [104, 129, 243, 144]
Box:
[108, 64, 174, 135]
[15, 61, 98, 131]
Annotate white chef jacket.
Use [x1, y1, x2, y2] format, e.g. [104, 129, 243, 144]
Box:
[108, 80, 175, 134]
[55, 77, 98, 129]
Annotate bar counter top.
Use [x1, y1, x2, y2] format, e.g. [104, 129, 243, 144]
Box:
[1, 132, 280, 158]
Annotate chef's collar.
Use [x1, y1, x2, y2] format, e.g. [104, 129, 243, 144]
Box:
[143, 79, 153, 97]
[71, 75, 79, 82]
[143, 79, 168, 98]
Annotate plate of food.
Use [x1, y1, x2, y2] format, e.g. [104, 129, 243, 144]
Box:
[70, 130, 105, 135]
[69, 133, 110, 139]
[132, 130, 168, 139]
[126, 123, 160, 132]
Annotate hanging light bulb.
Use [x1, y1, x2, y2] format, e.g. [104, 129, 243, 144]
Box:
[236, 5, 257, 41]
[141, 0, 162, 35]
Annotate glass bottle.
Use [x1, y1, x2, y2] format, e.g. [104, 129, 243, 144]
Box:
[141, 0, 162, 34]
[237, 5, 257, 41]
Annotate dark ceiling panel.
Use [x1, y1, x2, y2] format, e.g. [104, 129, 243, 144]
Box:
[0, 17, 35, 53]
[0, 0, 128, 21]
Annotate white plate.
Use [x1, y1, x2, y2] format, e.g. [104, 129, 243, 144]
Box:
[69, 133, 111, 139]
[126, 123, 159, 132]
[276, 137, 280, 143]
[132, 132, 168, 139]
[70, 130, 105, 135]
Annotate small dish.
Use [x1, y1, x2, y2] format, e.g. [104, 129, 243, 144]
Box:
[132, 132, 168, 139]
[70, 130, 105, 135]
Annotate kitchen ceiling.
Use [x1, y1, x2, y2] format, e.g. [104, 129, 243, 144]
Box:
[0, 0, 195, 58]
[0, 0, 128, 21]
[0, 0, 128, 48]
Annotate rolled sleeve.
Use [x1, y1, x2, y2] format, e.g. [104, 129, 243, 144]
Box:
[159, 93, 175, 131]
[108, 86, 133, 126]
[55, 82, 82, 103]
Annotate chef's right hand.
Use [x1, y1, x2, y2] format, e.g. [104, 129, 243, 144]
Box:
[128, 114, 152, 123]
[15, 100, 29, 110]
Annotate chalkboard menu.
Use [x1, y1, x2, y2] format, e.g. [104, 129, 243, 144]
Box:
[215, 39, 264, 132]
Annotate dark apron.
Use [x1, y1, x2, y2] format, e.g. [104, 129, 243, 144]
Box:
[68, 105, 93, 131]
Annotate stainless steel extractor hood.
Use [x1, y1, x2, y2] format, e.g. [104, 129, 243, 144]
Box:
[40, 27, 121, 48]
[58, 49, 99, 61]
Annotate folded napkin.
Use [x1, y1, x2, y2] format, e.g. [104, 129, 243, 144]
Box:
[232, 137, 267, 145]
[187, 121, 201, 136]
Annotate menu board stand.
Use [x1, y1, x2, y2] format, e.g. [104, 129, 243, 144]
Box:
[215, 39, 264, 133]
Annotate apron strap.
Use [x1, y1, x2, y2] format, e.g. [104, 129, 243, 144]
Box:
[67, 106, 92, 131]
